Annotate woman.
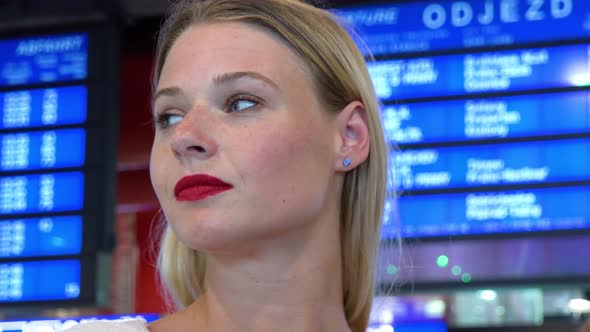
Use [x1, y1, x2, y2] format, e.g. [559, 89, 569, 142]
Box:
[68, 0, 388, 331]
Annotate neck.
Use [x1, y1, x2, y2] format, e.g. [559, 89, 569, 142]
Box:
[185, 208, 352, 332]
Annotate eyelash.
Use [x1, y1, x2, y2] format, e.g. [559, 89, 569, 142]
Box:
[153, 113, 180, 130]
[225, 94, 260, 113]
[153, 94, 262, 130]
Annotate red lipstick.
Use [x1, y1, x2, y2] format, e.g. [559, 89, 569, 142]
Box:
[174, 174, 233, 202]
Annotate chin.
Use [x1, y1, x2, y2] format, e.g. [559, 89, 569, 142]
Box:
[175, 222, 294, 256]
[183, 234, 266, 255]
[164, 203, 311, 254]
[165, 214, 249, 252]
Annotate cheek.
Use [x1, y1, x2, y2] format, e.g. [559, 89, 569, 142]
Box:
[149, 142, 171, 198]
[236, 121, 331, 199]
[247, 127, 305, 171]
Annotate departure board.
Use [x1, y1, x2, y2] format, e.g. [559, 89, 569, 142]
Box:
[337, 0, 590, 239]
[369, 43, 590, 101]
[382, 91, 590, 144]
[0, 26, 118, 306]
[393, 138, 590, 190]
[336, 0, 588, 56]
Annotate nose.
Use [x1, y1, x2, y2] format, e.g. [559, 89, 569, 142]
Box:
[170, 109, 217, 161]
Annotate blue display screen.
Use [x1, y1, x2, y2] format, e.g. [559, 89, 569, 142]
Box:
[368, 321, 447, 332]
[0, 128, 85, 171]
[336, 0, 589, 55]
[369, 43, 590, 100]
[333, 1, 590, 241]
[383, 186, 590, 238]
[383, 91, 590, 144]
[394, 138, 590, 190]
[0, 34, 87, 87]
[0, 260, 80, 302]
[0, 86, 87, 129]
[0, 29, 115, 305]
[0, 172, 84, 215]
[0, 216, 82, 258]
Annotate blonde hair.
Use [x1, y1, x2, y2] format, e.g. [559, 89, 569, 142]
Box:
[152, 1, 388, 331]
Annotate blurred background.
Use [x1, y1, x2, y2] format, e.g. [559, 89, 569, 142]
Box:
[0, 0, 589, 331]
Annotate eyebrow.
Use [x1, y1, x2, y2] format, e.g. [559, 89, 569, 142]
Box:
[152, 71, 280, 106]
[212, 71, 281, 92]
[152, 86, 184, 106]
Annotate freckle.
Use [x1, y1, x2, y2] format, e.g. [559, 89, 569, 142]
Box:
[282, 199, 286, 204]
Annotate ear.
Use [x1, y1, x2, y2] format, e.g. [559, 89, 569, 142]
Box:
[334, 100, 370, 172]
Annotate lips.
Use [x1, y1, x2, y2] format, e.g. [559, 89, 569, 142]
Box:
[174, 174, 233, 202]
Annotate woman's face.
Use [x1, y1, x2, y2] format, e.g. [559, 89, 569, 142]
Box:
[150, 22, 340, 252]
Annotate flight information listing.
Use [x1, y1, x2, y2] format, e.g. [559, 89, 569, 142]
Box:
[336, 0, 589, 55]
[0, 172, 84, 215]
[0, 216, 82, 259]
[369, 43, 590, 100]
[382, 185, 590, 238]
[394, 138, 590, 191]
[0, 34, 87, 87]
[382, 91, 590, 144]
[0, 259, 80, 302]
[0, 128, 86, 171]
[0, 86, 87, 129]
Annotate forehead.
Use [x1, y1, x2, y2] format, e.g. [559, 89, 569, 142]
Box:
[158, 22, 309, 88]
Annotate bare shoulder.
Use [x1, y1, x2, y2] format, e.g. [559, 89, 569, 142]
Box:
[63, 319, 149, 332]
[147, 313, 192, 332]
[147, 307, 207, 332]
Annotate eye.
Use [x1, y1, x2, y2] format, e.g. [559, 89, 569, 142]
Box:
[155, 113, 183, 129]
[227, 96, 259, 113]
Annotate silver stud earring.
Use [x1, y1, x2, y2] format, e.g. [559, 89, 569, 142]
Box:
[343, 158, 351, 167]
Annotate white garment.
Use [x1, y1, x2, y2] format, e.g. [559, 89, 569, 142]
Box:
[62, 319, 149, 332]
